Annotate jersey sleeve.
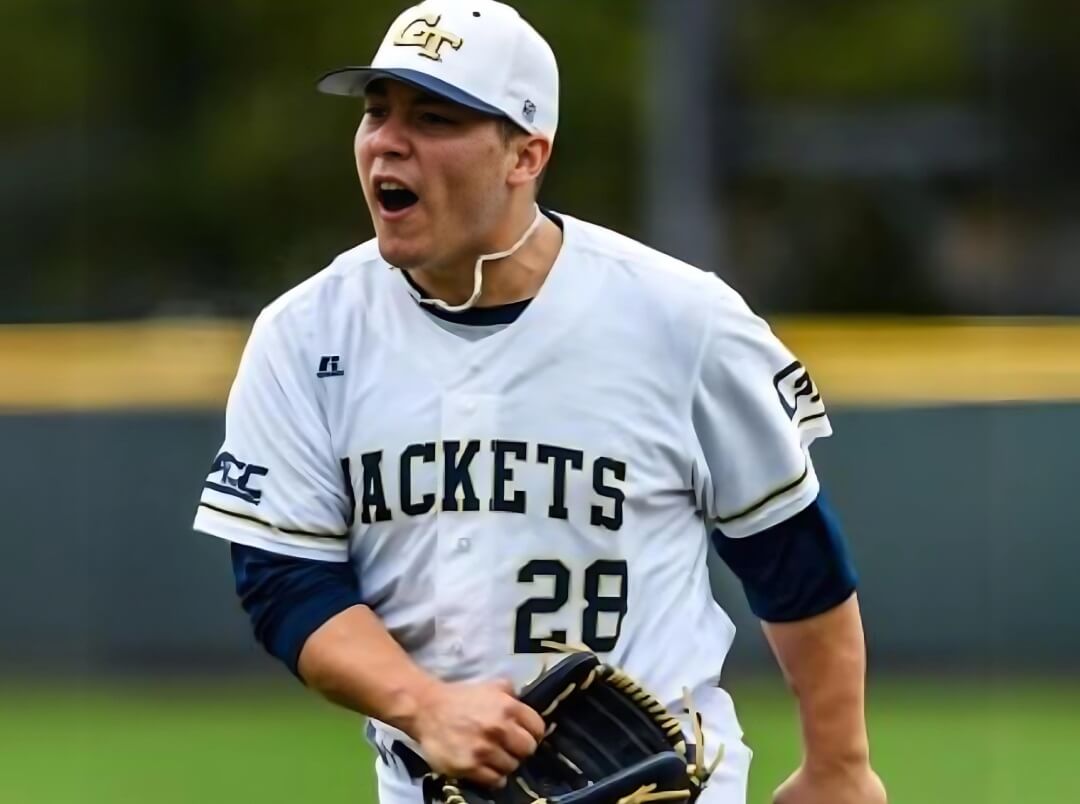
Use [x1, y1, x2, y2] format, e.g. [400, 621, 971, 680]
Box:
[193, 310, 352, 561]
[690, 288, 832, 539]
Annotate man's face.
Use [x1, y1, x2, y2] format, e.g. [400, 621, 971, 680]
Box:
[355, 79, 518, 271]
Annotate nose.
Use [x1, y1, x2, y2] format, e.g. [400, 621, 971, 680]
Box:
[364, 111, 412, 161]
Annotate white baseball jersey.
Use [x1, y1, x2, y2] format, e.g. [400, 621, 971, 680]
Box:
[194, 212, 831, 780]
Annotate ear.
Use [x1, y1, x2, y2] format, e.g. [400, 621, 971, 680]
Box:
[507, 135, 551, 190]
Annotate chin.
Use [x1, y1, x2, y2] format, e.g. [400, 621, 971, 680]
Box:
[376, 237, 427, 270]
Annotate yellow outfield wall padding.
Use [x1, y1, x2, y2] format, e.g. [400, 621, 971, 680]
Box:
[0, 318, 1078, 411]
[0, 321, 250, 412]
[773, 318, 1080, 405]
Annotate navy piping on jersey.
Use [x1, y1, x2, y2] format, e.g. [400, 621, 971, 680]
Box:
[712, 493, 858, 623]
[201, 502, 348, 540]
[715, 462, 810, 524]
[231, 543, 362, 677]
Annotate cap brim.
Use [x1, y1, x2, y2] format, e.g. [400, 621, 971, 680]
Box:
[316, 67, 505, 118]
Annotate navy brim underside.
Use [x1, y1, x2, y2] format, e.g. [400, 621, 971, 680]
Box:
[316, 67, 505, 118]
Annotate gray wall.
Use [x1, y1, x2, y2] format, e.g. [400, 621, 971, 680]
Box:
[2, 406, 1077, 676]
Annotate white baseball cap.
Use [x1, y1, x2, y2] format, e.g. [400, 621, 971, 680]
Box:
[317, 0, 559, 142]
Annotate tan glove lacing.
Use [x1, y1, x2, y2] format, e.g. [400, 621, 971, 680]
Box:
[680, 688, 725, 787]
[540, 642, 687, 753]
[616, 783, 692, 804]
[438, 646, 724, 804]
[537, 644, 725, 797]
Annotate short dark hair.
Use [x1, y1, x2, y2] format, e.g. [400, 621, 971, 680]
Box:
[498, 117, 548, 197]
[497, 116, 529, 143]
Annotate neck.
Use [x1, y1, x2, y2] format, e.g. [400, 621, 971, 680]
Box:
[406, 207, 562, 308]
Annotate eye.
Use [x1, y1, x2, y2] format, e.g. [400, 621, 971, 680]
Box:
[420, 111, 454, 125]
[362, 105, 388, 120]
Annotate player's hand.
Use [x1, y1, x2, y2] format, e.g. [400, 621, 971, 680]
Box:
[412, 678, 546, 788]
[773, 760, 887, 804]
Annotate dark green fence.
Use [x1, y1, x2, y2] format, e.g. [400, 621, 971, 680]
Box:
[2, 404, 1077, 676]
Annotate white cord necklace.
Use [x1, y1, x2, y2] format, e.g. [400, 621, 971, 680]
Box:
[417, 206, 544, 313]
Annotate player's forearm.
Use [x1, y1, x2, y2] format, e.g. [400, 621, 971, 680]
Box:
[762, 592, 870, 770]
[297, 604, 440, 737]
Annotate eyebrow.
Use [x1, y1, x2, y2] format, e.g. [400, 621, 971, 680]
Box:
[363, 80, 388, 100]
[415, 93, 455, 106]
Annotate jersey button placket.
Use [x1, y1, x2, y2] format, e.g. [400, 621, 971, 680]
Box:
[436, 391, 497, 674]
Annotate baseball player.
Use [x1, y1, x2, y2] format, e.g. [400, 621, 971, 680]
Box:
[194, 2, 887, 803]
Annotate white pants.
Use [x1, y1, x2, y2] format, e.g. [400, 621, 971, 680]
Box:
[372, 685, 752, 804]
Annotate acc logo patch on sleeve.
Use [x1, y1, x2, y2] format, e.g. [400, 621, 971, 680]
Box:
[773, 361, 827, 427]
[204, 452, 269, 505]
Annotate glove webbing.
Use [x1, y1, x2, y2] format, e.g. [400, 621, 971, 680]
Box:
[434, 647, 725, 804]
[540, 644, 724, 793]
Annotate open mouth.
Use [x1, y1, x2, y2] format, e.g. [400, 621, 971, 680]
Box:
[377, 181, 419, 213]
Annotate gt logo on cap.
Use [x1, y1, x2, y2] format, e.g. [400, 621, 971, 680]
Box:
[393, 14, 463, 61]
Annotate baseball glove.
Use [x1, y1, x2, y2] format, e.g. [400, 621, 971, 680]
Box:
[422, 649, 723, 804]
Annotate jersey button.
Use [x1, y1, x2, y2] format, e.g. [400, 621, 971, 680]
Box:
[456, 537, 471, 552]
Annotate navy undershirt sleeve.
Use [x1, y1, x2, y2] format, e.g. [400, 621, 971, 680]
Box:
[230, 543, 363, 677]
[712, 493, 858, 623]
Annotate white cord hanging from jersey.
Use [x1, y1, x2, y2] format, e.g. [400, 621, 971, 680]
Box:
[414, 205, 544, 313]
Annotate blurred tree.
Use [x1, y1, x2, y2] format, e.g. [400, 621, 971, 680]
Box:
[2, 0, 1077, 320]
[720, 0, 1080, 314]
[2, 0, 644, 321]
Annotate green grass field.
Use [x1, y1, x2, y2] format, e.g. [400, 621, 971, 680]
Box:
[1, 676, 1076, 803]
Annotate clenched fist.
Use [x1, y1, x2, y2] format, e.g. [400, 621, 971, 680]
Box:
[412, 679, 546, 788]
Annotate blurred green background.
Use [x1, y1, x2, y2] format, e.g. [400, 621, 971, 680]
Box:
[6, 0, 1080, 320]
[3, 1, 1079, 802]
[3, 677, 1078, 803]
